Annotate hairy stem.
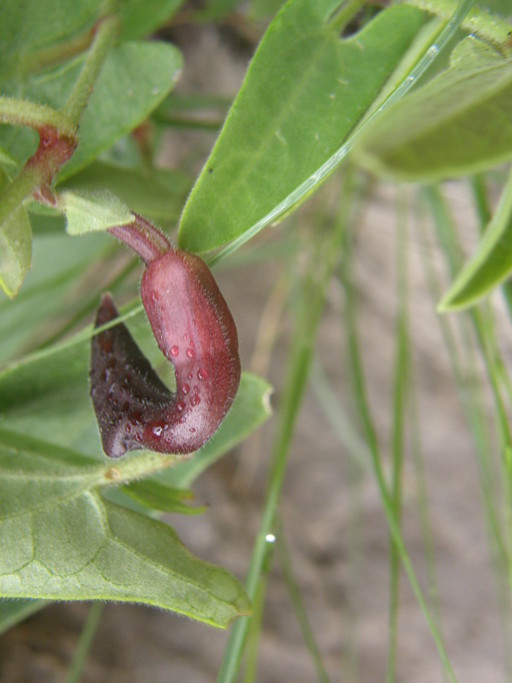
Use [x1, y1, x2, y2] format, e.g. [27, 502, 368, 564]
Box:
[108, 214, 171, 264]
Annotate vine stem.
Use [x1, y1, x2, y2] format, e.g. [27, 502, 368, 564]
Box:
[0, 98, 75, 138]
[63, 15, 119, 127]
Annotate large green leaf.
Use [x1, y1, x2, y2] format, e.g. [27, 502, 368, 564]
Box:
[438, 168, 512, 311]
[178, 1, 426, 253]
[0, 428, 249, 627]
[0, 0, 101, 85]
[355, 38, 512, 181]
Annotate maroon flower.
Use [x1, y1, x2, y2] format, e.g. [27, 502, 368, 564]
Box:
[90, 218, 241, 458]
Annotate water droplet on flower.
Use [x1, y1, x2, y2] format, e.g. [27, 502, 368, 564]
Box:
[182, 384, 190, 395]
[171, 345, 179, 357]
[188, 372, 193, 380]
[197, 368, 209, 381]
[186, 347, 195, 358]
[152, 424, 163, 437]
[177, 401, 186, 412]
[191, 394, 201, 406]
[189, 427, 197, 434]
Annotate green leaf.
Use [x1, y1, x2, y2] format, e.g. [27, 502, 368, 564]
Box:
[0, 231, 108, 364]
[438, 168, 512, 311]
[178, 1, 426, 253]
[0, 0, 101, 85]
[59, 42, 183, 179]
[118, 0, 184, 41]
[0, 427, 249, 627]
[121, 479, 206, 514]
[0, 167, 32, 298]
[60, 160, 191, 222]
[355, 39, 512, 181]
[59, 189, 134, 235]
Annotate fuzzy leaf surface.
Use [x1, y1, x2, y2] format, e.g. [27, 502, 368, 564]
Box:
[0, 428, 249, 627]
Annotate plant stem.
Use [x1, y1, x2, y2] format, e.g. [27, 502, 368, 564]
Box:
[386, 192, 410, 683]
[329, 0, 367, 33]
[404, 0, 512, 52]
[0, 13, 119, 236]
[108, 214, 171, 264]
[63, 15, 119, 127]
[0, 98, 75, 138]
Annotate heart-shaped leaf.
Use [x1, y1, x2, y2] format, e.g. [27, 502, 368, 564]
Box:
[0, 427, 250, 627]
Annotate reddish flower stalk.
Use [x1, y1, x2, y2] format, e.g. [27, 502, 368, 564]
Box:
[27, 125, 77, 205]
[91, 216, 241, 458]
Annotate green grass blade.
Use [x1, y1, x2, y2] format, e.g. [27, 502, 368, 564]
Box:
[439, 168, 512, 311]
[341, 229, 457, 683]
[217, 180, 350, 683]
[386, 195, 410, 683]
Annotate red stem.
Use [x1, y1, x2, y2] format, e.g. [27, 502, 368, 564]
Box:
[108, 214, 171, 264]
